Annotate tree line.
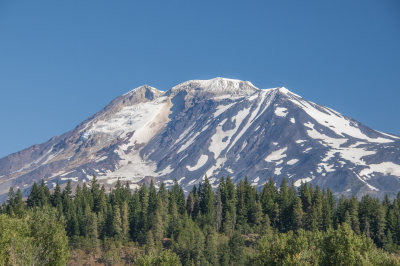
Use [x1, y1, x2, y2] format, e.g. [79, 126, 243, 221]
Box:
[1, 176, 400, 265]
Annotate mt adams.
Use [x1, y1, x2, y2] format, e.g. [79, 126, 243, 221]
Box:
[1, 77, 400, 202]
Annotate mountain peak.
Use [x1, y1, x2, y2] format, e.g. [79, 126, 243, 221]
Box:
[2, 78, 400, 203]
[124, 85, 161, 96]
[170, 77, 259, 96]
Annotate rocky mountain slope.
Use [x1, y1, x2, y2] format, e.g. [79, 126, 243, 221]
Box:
[1, 77, 400, 202]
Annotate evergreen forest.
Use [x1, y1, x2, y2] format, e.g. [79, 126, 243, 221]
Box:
[1, 176, 400, 265]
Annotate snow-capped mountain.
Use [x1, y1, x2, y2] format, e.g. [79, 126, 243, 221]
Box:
[1, 77, 400, 202]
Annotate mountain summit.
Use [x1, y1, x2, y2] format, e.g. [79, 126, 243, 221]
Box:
[1, 78, 400, 202]
[170, 77, 258, 96]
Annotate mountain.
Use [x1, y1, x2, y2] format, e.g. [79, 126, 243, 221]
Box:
[1, 77, 400, 202]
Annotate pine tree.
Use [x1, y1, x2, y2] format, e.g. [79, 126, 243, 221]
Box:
[170, 179, 186, 215]
[129, 190, 141, 241]
[148, 180, 158, 216]
[62, 181, 73, 215]
[373, 198, 386, 247]
[299, 182, 313, 230]
[38, 179, 50, 206]
[112, 205, 123, 240]
[292, 196, 304, 231]
[168, 200, 179, 237]
[278, 178, 290, 232]
[87, 212, 98, 248]
[139, 184, 149, 241]
[27, 182, 39, 208]
[186, 191, 195, 216]
[311, 185, 323, 231]
[321, 189, 333, 231]
[215, 188, 223, 232]
[51, 182, 63, 208]
[121, 201, 129, 241]
[349, 196, 360, 234]
[91, 176, 102, 213]
[199, 176, 214, 227]
[260, 178, 278, 226]
[145, 230, 155, 254]
[6, 187, 15, 216]
[13, 189, 25, 218]
[152, 208, 164, 246]
[236, 180, 247, 229]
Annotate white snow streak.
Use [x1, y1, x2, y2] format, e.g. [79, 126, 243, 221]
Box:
[187, 155, 208, 171]
[265, 147, 287, 162]
[294, 177, 312, 187]
[214, 102, 236, 118]
[287, 159, 299, 165]
[360, 162, 400, 178]
[274, 167, 282, 175]
[274, 107, 288, 117]
[290, 98, 393, 143]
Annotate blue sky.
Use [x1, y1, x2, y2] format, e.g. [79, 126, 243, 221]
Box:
[0, 0, 399, 158]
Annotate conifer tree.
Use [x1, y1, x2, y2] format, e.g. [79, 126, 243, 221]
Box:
[148, 180, 158, 216]
[236, 180, 247, 228]
[51, 182, 63, 208]
[278, 178, 290, 231]
[299, 182, 313, 230]
[170, 179, 186, 214]
[13, 189, 25, 218]
[145, 230, 155, 254]
[260, 178, 277, 225]
[186, 191, 195, 216]
[121, 201, 129, 241]
[38, 179, 50, 207]
[129, 190, 141, 241]
[292, 196, 304, 231]
[215, 188, 223, 232]
[152, 208, 164, 246]
[112, 205, 123, 240]
[349, 196, 360, 234]
[27, 182, 39, 208]
[6, 187, 15, 216]
[139, 184, 149, 240]
[311, 186, 323, 231]
[199, 176, 215, 227]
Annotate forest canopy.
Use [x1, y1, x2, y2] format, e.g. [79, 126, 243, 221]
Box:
[1, 176, 400, 265]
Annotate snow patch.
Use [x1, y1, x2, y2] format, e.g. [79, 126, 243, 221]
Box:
[265, 147, 287, 162]
[209, 118, 236, 158]
[290, 98, 393, 143]
[287, 159, 299, 165]
[214, 102, 236, 117]
[274, 167, 282, 175]
[95, 156, 107, 163]
[61, 177, 79, 182]
[187, 155, 208, 171]
[304, 147, 312, 152]
[359, 162, 400, 177]
[83, 99, 168, 144]
[294, 177, 312, 187]
[319, 163, 335, 172]
[274, 107, 288, 117]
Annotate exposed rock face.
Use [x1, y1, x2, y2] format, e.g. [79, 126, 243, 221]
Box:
[1, 77, 400, 202]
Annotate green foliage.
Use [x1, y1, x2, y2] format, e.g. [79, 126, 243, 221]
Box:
[29, 206, 70, 265]
[0, 207, 69, 265]
[0, 214, 35, 265]
[2, 177, 400, 265]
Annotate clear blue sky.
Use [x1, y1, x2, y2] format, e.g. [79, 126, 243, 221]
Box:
[0, 0, 399, 158]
